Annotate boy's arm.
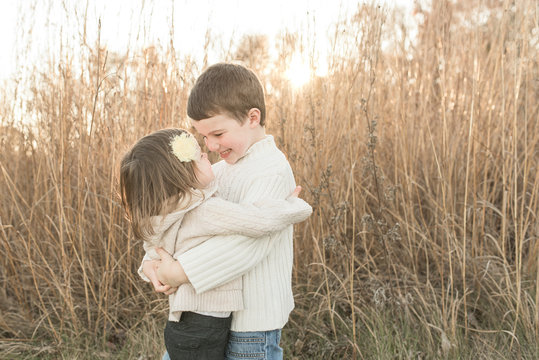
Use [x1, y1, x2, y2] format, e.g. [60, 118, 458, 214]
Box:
[182, 186, 312, 238]
[176, 173, 302, 294]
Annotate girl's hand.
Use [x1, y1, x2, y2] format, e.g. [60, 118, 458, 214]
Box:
[155, 248, 189, 288]
[142, 259, 173, 293]
[289, 186, 302, 198]
[163, 286, 179, 296]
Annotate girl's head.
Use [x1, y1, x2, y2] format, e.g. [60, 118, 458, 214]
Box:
[119, 128, 213, 240]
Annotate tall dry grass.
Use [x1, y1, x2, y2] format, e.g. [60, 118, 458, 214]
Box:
[1, 0, 538, 359]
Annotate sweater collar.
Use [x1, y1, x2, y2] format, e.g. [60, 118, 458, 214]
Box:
[238, 135, 275, 162]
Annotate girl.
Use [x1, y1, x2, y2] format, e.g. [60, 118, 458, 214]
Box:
[119, 128, 311, 360]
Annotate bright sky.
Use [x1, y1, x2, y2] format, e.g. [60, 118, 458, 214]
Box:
[0, 0, 417, 81]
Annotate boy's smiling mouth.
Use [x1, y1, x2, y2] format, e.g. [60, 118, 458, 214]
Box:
[220, 149, 232, 158]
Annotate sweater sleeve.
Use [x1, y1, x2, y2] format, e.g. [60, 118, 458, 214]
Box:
[137, 252, 154, 282]
[177, 173, 294, 293]
[184, 196, 312, 238]
[137, 242, 167, 282]
[137, 212, 187, 283]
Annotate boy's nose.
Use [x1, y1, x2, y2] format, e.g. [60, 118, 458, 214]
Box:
[205, 138, 219, 152]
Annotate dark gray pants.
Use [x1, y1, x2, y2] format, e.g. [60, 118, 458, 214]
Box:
[164, 312, 231, 360]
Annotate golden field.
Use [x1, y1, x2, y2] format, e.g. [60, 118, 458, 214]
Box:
[0, 1, 537, 358]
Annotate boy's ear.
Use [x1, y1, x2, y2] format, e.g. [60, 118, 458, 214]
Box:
[247, 108, 261, 128]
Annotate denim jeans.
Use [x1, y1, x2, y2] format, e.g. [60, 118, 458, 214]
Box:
[162, 329, 283, 360]
[225, 329, 283, 360]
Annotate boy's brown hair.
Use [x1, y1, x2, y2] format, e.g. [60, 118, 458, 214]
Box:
[187, 62, 266, 126]
[119, 128, 200, 241]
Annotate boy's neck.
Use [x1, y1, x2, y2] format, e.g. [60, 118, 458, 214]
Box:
[246, 128, 266, 149]
[252, 128, 266, 143]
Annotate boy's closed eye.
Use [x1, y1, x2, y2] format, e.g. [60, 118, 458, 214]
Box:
[205, 131, 224, 137]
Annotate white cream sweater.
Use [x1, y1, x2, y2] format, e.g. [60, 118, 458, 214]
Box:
[178, 135, 304, 331]
[139, 161, 312, 322]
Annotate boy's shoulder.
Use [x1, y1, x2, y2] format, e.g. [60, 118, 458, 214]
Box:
[244, 141, 291, 174]
[213, 136, 294, 180]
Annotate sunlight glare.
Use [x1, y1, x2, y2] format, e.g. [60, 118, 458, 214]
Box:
[285, 55, 311, 88]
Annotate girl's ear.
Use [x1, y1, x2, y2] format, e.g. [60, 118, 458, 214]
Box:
[247, 108, 261, 128]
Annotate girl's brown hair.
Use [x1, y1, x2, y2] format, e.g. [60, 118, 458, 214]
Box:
[119, 128, 200, 241]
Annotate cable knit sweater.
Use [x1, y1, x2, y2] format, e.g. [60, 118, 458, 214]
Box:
[139, 163, 312, 322]
[178, 135, 305, 331]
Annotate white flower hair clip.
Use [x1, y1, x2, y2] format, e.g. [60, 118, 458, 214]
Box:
[170, 133, 200, 162]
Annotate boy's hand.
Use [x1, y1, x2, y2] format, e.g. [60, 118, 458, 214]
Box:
[155, 248, 189, 288]
[290, 186, 302, 198]
[142, 259, 173, 293]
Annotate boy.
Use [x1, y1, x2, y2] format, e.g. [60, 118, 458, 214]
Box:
[147, 62, 301, 359]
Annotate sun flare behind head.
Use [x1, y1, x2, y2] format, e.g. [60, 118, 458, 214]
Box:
[285, 54, 311, 88]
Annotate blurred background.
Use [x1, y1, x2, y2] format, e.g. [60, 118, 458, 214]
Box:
[0, 0, 537, 358]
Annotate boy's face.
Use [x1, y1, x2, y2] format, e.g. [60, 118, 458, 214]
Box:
[191, 112, 263, 165]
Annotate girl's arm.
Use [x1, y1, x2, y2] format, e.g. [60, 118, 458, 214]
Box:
[137, 211, 187, 288]
[141, 257, 178, 294]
